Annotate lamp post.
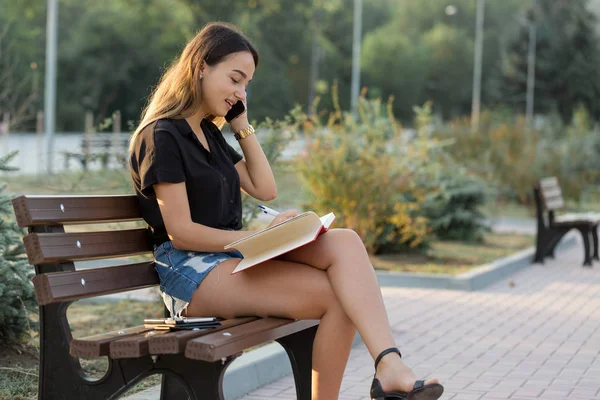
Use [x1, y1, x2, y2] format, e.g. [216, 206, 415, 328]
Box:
[525, 2, 536, 129]
[350, 0, 362, 115]
[44, 0, 58, 174]
[471, 0, 485, 133]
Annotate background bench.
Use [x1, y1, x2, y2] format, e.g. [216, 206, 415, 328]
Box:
[534, 176, 599, 266]
[12, 194, 319, 400]
[62, 133, 130, 170]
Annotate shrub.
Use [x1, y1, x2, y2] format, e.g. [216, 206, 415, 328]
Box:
[240, 116, 296, 227]
[420, 165, 490, 242]
[432, 108, 600, 205]
[0, 151, 37, 343]
[294, 86, 434, 254]
[408, 102, 491, 242]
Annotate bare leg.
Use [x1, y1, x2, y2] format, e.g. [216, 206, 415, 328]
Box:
[186, 258, 356, 399]
[278, 229, 440, 393]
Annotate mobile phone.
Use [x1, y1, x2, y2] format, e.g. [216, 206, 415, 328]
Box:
[225, 100, 246, 122]
[144, 317, 217, 325]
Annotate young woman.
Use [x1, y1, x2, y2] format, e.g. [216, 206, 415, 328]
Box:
[129, 22, 444, 400]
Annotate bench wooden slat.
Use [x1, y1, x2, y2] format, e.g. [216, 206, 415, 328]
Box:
[23, 229, 150, 265]
[109, 330, 170, 359]
[70, 325, 152, 357]
[32, 262, 158, 305]
[148, 317, 258, 355]
[540, 176, 559, 190]
[185, 318, 319, 362]
[12, 195, 141, 227]
[111, 318, 260, 359]
[545, 198, 565, 210]
[554, 213, 600, 225]
[541, 187, 562, 199]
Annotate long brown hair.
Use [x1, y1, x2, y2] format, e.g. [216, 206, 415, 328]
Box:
[129, 22, 259, 152]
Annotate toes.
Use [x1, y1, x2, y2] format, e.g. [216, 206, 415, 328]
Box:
[424, 378, 440, 386]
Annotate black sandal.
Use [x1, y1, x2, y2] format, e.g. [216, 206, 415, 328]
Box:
[370, 347, 444, 400]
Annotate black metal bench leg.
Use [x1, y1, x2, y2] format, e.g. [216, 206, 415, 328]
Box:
[534, 233, 546, 264]
[576, 226, 593, 267]
[535, 229, 567, 264]
[546, 230, 569, 259]
[592, 225, 599, 261]
[37, 302, 153, 400]
[157, 354, 238, 400]
[276, 324, 318, 400]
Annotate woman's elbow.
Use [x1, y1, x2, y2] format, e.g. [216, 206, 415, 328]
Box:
[170, 236, 185, 250]
[166, 222, 192, 250]
[260, 188, 277, 201]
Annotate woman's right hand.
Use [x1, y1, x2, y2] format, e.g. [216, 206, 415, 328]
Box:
[267, 209, 299, 228]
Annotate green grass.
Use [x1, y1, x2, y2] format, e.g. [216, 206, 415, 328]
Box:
[267, 162, 305, 210]
[371, 232, 535, 275]
[481, 200, 535, 219]
[0, 300, 165, 400]
[4, 164, 306, 207]
[482, 185, 600, 220]
[3, 169, 133, 196]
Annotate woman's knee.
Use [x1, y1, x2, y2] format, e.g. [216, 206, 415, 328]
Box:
[320, 228, 361, 255]
[327, 228, 363, 246]
[325, 229, 369, 265]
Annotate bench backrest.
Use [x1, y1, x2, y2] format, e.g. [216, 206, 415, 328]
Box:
[82, 133, 130, 152]
[11, 195, 158, 305]
[538, 176, 565, 211]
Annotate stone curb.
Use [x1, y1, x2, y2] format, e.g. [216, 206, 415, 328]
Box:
[376, 234, 577, 291]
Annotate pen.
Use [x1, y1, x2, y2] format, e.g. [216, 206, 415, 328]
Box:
[258, 205, 280, 217]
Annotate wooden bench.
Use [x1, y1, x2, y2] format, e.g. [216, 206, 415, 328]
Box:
[533, 177, 600, 266]
[63, 133, 130, 170]
[11, 194, 319, 400]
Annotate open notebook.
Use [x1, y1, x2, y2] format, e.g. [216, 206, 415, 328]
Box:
[225, 211, 335, 274]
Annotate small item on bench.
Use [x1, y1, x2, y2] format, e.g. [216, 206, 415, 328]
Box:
[144, 317, 221, 331]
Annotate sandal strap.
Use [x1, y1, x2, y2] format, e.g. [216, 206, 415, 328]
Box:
[374, 347, 402, 370]
[414, 380, 425, 390]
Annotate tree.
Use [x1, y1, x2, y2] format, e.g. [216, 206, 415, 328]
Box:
[421, 24, 474, 118]
[500, 0, 600, 123]
[0, 152, 37, 343]
[361, 0, 523, 122]
[184, 0, 395, 118]
[0, 2, 43, 130]
[362, 29, 429, 121]
[55, 0, 196, 131]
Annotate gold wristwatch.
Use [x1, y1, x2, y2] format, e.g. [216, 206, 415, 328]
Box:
[234, 125, 255, 141]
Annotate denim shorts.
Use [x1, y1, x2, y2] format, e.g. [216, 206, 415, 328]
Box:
[153, 241, 243, 318]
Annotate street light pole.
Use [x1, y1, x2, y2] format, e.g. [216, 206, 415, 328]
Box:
[471, 0, 485, 133]
[526, 1, 536, 129]
[44, 0, 58, 174]
[351, 0, 362, 115]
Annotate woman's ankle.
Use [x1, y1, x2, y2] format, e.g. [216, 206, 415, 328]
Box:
[375, 354, 418, 392]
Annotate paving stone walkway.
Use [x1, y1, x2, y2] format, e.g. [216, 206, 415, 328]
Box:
[240, 241, 600, 400]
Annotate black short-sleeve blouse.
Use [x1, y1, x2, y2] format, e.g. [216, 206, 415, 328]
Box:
[129, 118, 244, 247]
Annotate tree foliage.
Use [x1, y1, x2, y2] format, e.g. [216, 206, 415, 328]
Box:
[3, 0, 600, 130]
[0, 152, 37, 344]
[500, 0, 600, 123]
